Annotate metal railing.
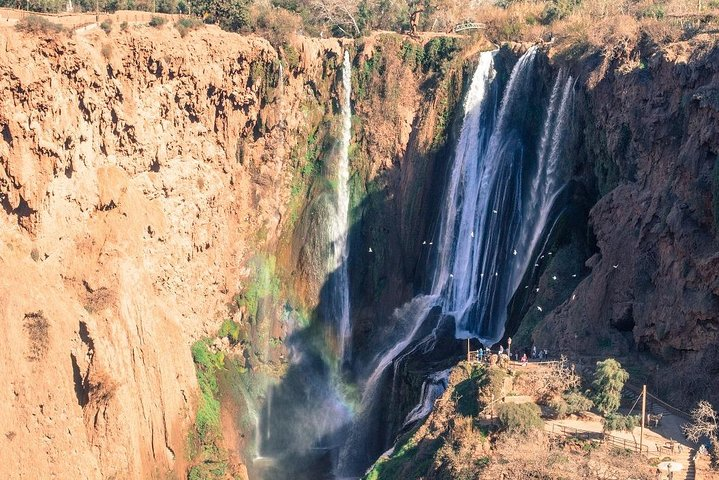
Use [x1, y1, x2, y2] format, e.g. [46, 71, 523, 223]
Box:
[546, 423, 650, 454]
[453, 22, 486, 33]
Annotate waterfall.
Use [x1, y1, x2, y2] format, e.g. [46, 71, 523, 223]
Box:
[401, 368, 451, 427]
[339, 46, 575, 476]
[507, 72, 574, 299]
[328, 50, 353, 362]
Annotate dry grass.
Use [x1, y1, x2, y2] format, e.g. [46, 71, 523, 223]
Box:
[461, 0, 719, 50]
[24, 311, 49, 362]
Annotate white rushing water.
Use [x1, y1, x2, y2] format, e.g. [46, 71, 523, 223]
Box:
[340, 47, 576, 476]
[402, 368, 452, 427]
[329, 50, 353, 361]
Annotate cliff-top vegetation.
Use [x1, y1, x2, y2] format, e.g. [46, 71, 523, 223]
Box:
[8, 0, 719, 50]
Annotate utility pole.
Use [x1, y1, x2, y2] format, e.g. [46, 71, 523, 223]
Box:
[466, 338, 470, 362]
[640, 384, 647, 454]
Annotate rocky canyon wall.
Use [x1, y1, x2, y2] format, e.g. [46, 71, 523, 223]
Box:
[0, 23, 349, 479]
[529, 34, 719, 408]
[0, 21, 485, 478]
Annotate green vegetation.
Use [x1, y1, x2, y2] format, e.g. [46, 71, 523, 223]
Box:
[421, 37, 460, 74]
[191, 339, 224, 438]
[602, 413, 639, 433]
[282, 43, 300, 71]
[148, 15, 167, 27]
[452, 363, 485, 416]
[15, 15, 63, 34]
[235, 255, 281, 324]
[286, 129, 324, 226]
[187, 339, 228, 480]
[592, 358, 629, 416]
[364, 430, 441, 480]
[218, 318, 244, 344]
[550, 391, 594, 419]
[175, 16, 203, 37]
[100, 18, 112, 33]
[497, 402, 543, 433]
[541, 0, 582, 24]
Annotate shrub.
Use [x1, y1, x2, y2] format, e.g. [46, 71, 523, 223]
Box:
[175, 16, 203, 37]
[542, 0, 583, 24]
[603, 413, 639, 432]
[564, 391, 593, 414]
[15, 15, 64, 34]
[120, 21, 128, 31]
[101, 43, 112, 59]
[100, 18, 112, 34]
[149, 16, 167, 27]
[190, 340, 224, 438]
[549, 396, 569, 419]
[497, 402, 543, 433]
[218, 318, 243, 344]
[593, 359, 629, 416]
[282, 43, 300, 71]
[251, 2, 302, 47]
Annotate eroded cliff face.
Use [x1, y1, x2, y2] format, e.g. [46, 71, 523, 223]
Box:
[0, 21, 486, 479]
[0, 24, 347, 479]
[531, 35, 719, 407]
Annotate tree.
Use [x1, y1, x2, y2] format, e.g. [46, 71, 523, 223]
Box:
[497, 402, 543, 434]
[683, 400, 719, 468]
[592, 358, 629, 416]
[538, 355, 581, 399]
[603, 413, 639, 433]
[307, 0, 361, 36]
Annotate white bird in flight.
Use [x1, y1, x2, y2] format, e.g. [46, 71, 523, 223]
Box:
[369, 247, 373, 253]
[552, 275, 557, 280]
[613, 264, 618, 269]
[513, 249, 517, 256]
[423, 241, 426, 245]
[492, 209, 498, 214]
[537, 306, 543, 312]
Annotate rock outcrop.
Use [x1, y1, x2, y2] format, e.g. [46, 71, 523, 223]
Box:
[533, 35, 719, 407]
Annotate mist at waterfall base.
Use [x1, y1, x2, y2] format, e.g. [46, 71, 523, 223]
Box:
[254, 53, 355, 479]
[257, 47, 576, 479]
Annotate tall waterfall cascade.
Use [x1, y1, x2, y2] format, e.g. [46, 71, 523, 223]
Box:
[255, 52, 356, 477]
[339, 47, 576, 476]
[329, 50, 353, 362]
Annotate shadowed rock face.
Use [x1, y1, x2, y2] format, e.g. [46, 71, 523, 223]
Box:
[533, 36, 719, 408]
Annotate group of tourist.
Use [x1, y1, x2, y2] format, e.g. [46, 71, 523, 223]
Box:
[474, 337, 551, 367]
